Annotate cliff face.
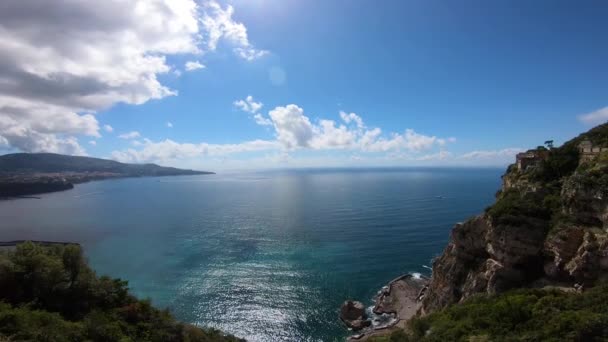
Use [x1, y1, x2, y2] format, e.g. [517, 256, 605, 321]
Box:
[421, 124, 608, 315]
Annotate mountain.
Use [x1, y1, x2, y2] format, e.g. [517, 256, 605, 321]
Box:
[0, 153, 213, 197]
[0, 153, 212, 176]
[368, 123, 608, 341]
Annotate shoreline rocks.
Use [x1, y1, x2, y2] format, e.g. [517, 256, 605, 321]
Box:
[340, 300, 371, 331]
[343, 274, 429, 341]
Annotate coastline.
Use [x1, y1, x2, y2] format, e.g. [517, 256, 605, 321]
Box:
[0, 172, 215, 200]
[347, 273, 429, 342]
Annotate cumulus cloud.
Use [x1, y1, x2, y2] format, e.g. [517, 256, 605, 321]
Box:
[259, 104, 451, 153]
[339, 111, 364, 129]
[268, 105, 315, 149]
[0, 0, 266, 155]
[111, 138, 279, 164]
[103, 125, 114, 133]
[185, 60, 205, 71]
[89, 140, 97, 146]
[118, 131, 141, 140]
[201, 1, 268, 61]
[110, 103, 456, 166]
[578, 106, 608, 125]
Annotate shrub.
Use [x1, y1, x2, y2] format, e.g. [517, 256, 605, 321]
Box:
[370, 284, 608, 342]
[0, 242, 242, 342]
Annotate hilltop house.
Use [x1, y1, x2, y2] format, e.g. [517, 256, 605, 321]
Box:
[516, 149, 548, 171]
[578, 140, 608, 163]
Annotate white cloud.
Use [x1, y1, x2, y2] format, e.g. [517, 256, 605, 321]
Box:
[89, 140, 97, 146]
[185, 60, 205, 71]
[234, 95, 263, 114]
[235, 95, 272, 125]
[268, 105, 315, 149]
[578, 106, 608, 125]
[0, 0, 267, 155]
[111, 138, 279, 164]
[167, 122, 173, 128]
[340, 111, 364, 129]
[253, 113, 273, 126]
[110, 103, 457, 168]
[265, 105, 451, 153]
[201, 1, 268, 61]
[118, 131, 141, 139]
[460, 148, 523, 160]
[310, 119, 357, 149]
[103, 124, 114, 133]
[356, 129, 447, 153]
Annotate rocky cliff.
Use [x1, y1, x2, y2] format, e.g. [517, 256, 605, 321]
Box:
[420, 123, 608, 315]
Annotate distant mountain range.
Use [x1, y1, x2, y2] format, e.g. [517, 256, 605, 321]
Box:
[0, 153, 212, 176]
[0, 153, 213, 197]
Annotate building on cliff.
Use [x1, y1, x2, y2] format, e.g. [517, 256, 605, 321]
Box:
[578, 140, 608, 163]
[516, 149, 548, 171]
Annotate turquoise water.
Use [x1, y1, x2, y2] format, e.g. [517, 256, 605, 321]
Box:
[0, 168, 501, 341]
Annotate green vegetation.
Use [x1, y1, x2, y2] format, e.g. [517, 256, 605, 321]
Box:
[486, 189, 553, 230]
[485, 126, 603, 229]
[568, 122, 608, 148]
[0, 242, 241, 342]
[370, 285, 608, 342]
[529, 144, 579, 183]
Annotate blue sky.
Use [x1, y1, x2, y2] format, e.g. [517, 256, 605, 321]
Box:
[1, 0, 607, 170]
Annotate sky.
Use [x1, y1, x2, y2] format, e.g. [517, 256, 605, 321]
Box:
[0, 0, 607, 171]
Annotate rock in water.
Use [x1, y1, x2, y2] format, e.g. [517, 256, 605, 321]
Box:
[340, 300, 371, 330]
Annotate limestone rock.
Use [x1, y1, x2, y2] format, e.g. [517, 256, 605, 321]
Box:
[340, 301, 370, 331]
[566, 232, 600, 284]
[543, 227, 586, 279]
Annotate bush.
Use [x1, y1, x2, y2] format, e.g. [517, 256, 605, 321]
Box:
[486, 190, 552, 230]
[530, 144, 579, 182]
[370, 285, 608, 342]
[0, 242, 242, 342]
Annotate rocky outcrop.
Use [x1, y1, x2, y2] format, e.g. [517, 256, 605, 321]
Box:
[340, 301, 371, 331]
[543, 227, 586, 279]
[421, 137, 608, 315]
[420, 216, 539, 314]
[562, 172, 608, 228]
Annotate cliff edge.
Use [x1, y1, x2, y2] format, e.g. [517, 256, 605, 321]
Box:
[421, 123, 608, 314]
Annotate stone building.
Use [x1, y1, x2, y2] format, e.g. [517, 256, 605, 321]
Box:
[578, 140, 608, 163]
[516, 150, 547, 171]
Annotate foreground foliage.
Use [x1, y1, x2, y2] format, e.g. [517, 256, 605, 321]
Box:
[371, 285, 608, 342]
[0, 242, 241, 342]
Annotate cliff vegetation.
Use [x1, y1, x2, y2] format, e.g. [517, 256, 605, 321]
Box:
[371, 123, 608, 341]
[0, 242, 240, 342]
[371, 284, 608, 342]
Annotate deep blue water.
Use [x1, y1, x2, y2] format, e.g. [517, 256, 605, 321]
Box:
[0, 168, 502, 341]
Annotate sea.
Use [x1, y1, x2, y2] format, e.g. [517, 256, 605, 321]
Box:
[0, 168, 502, 341]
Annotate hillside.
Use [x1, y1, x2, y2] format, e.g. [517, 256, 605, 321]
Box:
[0, 242, 241, 341]
[370, 123, 608, 341]
[0, 153, 213, 177]
[0, 153, 213, 197]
